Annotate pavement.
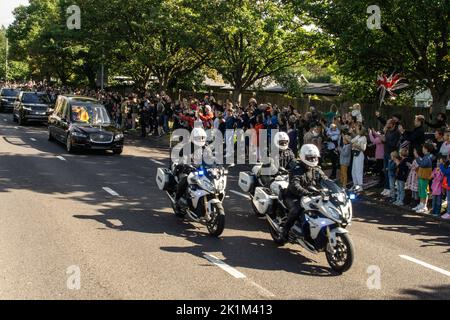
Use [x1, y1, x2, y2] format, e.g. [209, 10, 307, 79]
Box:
[0, 113, 449, 300]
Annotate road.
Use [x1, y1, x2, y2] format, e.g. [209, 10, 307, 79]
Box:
[0, 113, 449, 300]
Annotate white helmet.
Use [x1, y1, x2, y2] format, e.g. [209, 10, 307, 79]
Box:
[191, 127, 207, 147]
[300, 144, 320, 167]
[274, 132, 290, 151]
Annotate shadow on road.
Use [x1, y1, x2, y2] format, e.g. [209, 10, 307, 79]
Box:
[400, 284, 450, 300]
[352, 200, 450, 254]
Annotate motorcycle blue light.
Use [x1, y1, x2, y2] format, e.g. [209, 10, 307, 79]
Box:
[198, 170, 205, 176]
[349, 193, 356, 200]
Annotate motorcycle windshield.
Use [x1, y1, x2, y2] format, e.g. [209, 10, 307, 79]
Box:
[320, 179, 342, 193]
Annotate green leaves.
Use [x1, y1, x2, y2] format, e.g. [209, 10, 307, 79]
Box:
[195, 0, 311, 102]
[299, 0, 450, 110]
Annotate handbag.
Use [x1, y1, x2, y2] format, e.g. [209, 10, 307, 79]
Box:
[352, 150, 361, 157]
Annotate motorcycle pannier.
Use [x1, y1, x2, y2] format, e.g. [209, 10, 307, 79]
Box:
[156, 168, 173, 191]
[238, 171, 255, 193]
[252, 187, 273, 214]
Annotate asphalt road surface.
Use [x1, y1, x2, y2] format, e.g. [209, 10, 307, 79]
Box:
[0, 113, 449, 300]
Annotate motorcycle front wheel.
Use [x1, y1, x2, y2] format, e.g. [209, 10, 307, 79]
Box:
[268, 214, 287, 246]
[325, 233, 354, 273]
[206, 202, 225, 237]
[170, 195, 186, 218]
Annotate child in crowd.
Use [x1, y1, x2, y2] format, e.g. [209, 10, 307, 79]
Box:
[394, 148, 409, 206]
[339, 135, 352, 188]
[387, 151, 398, 201]
[439, 131, 450, 157]
[439, 155, 450, 220]
[431, 157, 444, 217]
[406, 157, 419, 209]
[369, 128, 385, 187]
[414, 143, 434, 214]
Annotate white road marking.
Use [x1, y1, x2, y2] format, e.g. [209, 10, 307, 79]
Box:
[399, 255, 450, 277]
[56, 156, 66, 161]
[204, 254, 246, 279]
[3, 119, 7, 122]
[246, 279, 276, 298]
[14, 126, 18, 129]
[230, 190, 251, 200]
[203, 253, 275, 298]
[30, 138, 36, 142]
[151, 159, 166, 166]
[102, 187, 120, 197]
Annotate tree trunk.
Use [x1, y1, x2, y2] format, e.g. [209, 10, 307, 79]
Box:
[430, 86, 450, 115]
[159, 77, 169, 93]
[232, 88, 242, 106]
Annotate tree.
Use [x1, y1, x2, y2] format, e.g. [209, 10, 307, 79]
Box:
[196, 0, 312, 104]
[77, 0, 208, 91]
[7, 0, 87, 84]
[0, 27, 6, 80]
[300, 0, 450, 113]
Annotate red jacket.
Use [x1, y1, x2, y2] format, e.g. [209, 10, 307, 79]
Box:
[178, 114, 195, 129]
[199, 111, 214, 128]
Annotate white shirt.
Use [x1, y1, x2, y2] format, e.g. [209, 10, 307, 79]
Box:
[351, 135, 367, 152]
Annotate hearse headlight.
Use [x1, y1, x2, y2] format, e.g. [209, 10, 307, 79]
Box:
[72, 131, 87, 138]
[115, 133, 124, 140]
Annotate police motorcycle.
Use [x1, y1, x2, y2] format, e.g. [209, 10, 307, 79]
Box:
[238, 151, 354, 273]
[239, 132, 291, 217]
[156, 128, 228, 237]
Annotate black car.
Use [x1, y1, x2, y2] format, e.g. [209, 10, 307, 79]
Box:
[0, 88, 20, 113]
[13, 91, 53, 125]
[48, 95, 124, 154]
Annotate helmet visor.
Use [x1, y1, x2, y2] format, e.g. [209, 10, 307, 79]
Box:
[305, 156, 319, 163]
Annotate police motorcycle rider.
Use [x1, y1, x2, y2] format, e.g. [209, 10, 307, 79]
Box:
[281, 144, 329, 241]
[257, 132, 296, 186]
[173, 126, 210, 209]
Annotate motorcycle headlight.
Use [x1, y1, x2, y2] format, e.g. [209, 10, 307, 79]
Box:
[198, 178, 215, 193]
[329, 206, 342, 221]
[115, 133, 124, 141]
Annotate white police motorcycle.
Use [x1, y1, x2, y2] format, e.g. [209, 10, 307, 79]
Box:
[238, 144, 355, 273]
[156, 128, 228, 237]
[240, 173, 354, 272]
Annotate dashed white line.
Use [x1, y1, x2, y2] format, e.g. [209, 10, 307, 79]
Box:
[246, 279, 276, 298]
[56, 156, 66, 161]
[102, 187, 120, 197]
[3, 119, 7, 122]
[203, 253, 275, 298]
[399, 255, 450, 277]
[151, 159, 166, 166]
[14, 126, 18, 129]
[30, 138, 36, 142]
[204, 254, 246, 279]
[230, 190, 251, 200]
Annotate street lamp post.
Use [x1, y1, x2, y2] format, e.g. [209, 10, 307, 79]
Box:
[101, 62, 104, 90]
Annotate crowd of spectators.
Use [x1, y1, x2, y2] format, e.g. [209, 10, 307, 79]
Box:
[2, 80, 449, 219]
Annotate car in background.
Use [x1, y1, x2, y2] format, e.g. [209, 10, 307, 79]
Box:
[0, 88, 20, 113]
[48, 95, 124, 154]
[13, 91, 53, 125]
